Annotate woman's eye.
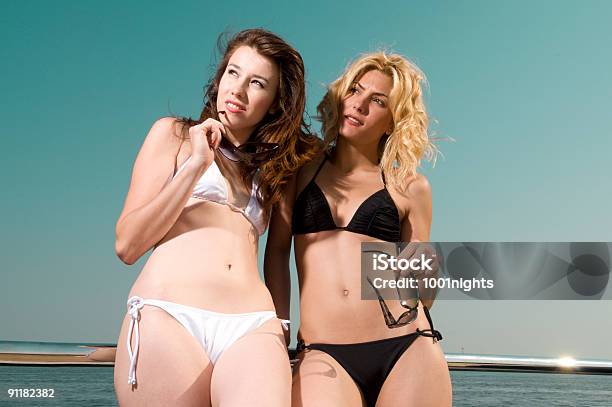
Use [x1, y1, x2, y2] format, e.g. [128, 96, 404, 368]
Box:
[228, 69, 238, 77]
[373, 97, 385, 106]
[349, 86, 358, 95]
[252, 80, 264, 88]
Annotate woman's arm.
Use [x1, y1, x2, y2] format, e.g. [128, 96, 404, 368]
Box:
[402, 174, 432, 242]
[264, 174, 297, 345]
[400, 174, 435, 308]
[115, 117, 221, 265]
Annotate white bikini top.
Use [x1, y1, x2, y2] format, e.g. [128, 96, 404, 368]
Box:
[174, 157, 267, 235]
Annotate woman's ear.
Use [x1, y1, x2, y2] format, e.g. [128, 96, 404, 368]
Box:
[386, 118, 394, 135]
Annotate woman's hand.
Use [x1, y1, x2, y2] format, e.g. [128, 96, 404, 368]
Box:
[189, 118, 225, 167]
[398, 240, 439, 308]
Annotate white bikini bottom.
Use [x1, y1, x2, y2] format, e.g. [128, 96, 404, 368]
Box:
[125, 296, 290, 385]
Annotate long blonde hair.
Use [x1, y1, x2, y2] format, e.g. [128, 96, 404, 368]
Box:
[317, 51, 438, 192]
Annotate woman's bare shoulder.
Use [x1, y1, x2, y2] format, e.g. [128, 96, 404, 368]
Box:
[295, 151, 327, 194]
[389, 172, 432, 215]
[147, 117, 184, 145]
[405, 173, 431, 198]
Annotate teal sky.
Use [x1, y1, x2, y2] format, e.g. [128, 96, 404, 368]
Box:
[2, 1, 611, 359]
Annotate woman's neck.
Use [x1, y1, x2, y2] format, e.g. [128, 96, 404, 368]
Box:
[331, 136, 380, 174]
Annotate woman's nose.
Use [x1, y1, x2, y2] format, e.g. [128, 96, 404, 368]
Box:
[352, 95, 368, 114]
[231, 79, 249, 99]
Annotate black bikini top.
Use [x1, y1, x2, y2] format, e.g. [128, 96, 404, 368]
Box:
[291, 155, 401, 242]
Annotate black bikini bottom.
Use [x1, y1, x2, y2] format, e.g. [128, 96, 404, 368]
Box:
[296, 312, 442, 406]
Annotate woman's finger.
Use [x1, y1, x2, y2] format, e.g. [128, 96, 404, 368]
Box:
[400, 242, 418, 260]
[211, 128, 222, 149]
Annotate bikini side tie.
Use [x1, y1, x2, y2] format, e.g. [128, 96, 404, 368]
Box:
[279, 319, 290, 331]
[126, 296, 144, 385]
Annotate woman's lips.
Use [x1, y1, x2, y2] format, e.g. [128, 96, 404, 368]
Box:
[225, 100, 246, 113]
[344, 114, 363, 126]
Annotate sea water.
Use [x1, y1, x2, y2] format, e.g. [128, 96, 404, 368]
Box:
[1, 342, 611, 406]
[1, 366, 612, 406]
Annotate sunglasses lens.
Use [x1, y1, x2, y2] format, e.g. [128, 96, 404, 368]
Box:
[218, 139, 241, 162]
[395, 309, 418, 326]
[400, 298, 418, 309]
[219, 148, 239, 162]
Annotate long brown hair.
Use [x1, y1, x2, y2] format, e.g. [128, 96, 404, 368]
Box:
[178, 28, 321, 210]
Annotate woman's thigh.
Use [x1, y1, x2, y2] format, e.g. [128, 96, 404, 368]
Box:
[210, 318, 291, 407]
[375, 337, 451, 407]
[114, 308, 213, 407]
[292, 349, 365, 407]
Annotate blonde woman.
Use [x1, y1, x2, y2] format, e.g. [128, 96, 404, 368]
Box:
[265, 52, 452, 406]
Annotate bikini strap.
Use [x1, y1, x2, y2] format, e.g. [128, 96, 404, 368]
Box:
[416, 305, 443, 343]
[310, 154, 328, 183]
[296, 339, 310, 353]
[279, 318, 291, 331]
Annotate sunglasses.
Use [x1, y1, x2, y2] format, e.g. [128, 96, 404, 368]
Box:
[217, 137, 279, 169]
[363, 247, 442, 341]
[366, 275, 419, 328]
[365, 276, 441, 342]
[216, 110, 280, 168]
